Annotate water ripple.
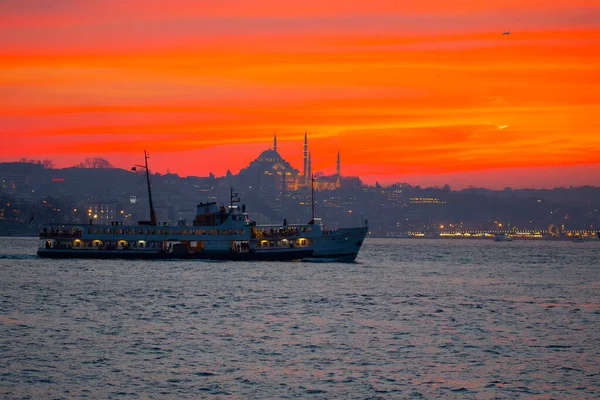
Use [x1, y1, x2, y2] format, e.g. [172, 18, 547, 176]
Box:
[1, 237, 599, 398]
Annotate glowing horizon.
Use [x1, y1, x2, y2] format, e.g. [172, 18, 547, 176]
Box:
[1, 0, 599, 189]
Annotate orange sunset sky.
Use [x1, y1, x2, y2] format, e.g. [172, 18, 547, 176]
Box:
[1, 0, 599, 189]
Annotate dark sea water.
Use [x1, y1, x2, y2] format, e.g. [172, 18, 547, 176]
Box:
[1, 237, 599, 399]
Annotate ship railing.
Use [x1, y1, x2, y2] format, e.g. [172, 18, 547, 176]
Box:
[39, 231, 82, 239]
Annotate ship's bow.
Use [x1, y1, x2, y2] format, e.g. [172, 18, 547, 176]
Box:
[310, 226, 369, 262]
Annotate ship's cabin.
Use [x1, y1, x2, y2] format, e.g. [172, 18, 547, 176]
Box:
[194, 201, 252, 227]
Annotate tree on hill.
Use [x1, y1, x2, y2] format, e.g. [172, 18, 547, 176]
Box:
[75, 157, 114, 169]
[18, 158, 55, 168]
[42, 159, 55, 169]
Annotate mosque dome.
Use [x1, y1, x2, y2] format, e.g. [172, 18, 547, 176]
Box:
[256, 149, 282, 162]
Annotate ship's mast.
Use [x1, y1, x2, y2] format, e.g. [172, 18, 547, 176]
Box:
[143, 151, 157, 225]
[145, 151, 157, 225]
[309, 174, 315, 224]
[133, 150, 157, 226]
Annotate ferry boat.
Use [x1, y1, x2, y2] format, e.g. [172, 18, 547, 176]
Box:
[37, 152, 368, 262]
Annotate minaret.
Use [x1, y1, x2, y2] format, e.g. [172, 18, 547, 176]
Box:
[336, 150, 341, 188]
[307, 151, 312, 182]
[273, 132, 277, 153]
[303, 130, 308, 179]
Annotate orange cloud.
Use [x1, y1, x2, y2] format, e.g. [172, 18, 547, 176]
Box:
[0, 1, 599, 188]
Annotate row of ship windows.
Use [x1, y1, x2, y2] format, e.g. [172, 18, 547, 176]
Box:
[88, 228, 246, 236]
[255, 227, 312, 233]
[257, 239, 308, 247]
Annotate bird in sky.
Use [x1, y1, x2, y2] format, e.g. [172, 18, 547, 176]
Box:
[503, 30, 511, 35]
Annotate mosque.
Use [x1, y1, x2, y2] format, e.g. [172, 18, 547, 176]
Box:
[232, 132, 342, 191]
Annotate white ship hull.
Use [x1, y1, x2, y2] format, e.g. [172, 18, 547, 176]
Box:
[308, 227, 368, 261]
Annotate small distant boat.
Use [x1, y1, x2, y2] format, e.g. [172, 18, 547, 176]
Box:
[493, 233, 513, 242]
[573, 236, 585, 243]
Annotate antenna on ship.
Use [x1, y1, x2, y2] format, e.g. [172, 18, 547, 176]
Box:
[309, 174, 315, 224]
[230, 187, 240, 211]
[132, 150, 157, 226]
